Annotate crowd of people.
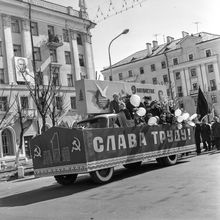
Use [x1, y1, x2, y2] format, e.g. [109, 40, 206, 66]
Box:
[109, 93, 176, 126]
[195, 116, 220, 154]
[109, 93, 220, 153]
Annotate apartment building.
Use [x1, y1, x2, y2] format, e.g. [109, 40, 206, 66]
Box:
[101, 31, 220, 115]
[0, 0, 96, 160]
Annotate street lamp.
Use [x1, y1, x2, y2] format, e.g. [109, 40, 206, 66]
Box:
[108, 29, 129, 79]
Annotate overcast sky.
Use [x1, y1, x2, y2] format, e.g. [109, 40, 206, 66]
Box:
[48, 0, 220, 73]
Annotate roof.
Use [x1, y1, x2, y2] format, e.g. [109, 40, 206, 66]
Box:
[103, 32, 220, 71]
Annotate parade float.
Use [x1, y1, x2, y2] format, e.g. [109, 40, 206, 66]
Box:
[30, 79, 196, 184]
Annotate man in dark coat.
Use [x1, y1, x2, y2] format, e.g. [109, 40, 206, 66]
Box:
[200, 119, 211, 151]
[194, 120, 201, 155]
[110, 93, 120, 113]
[211, 116, 220, 150]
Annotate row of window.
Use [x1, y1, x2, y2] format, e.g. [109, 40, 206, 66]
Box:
[0, 42, 85, 67]
[11, 17, 83, 45]
[0, 96, 76, 112]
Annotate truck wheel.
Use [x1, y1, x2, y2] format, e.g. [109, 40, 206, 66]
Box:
[123, 161, 142, 169]
[54, 174, 78, 185]
[90, 168, 114, 184]
[157, 155, 178, 166]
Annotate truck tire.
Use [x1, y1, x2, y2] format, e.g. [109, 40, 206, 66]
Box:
[123, 161, 142, 169]
[157, 155, 178, 166]
[54, 174, 78, 185]
[90, 168, 114, 184]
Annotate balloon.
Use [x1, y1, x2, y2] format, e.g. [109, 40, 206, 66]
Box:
[136, 107, 146, 117]
[189, 113, 197, 121]
[148, 117, 157, 126]
[175, 108, 182, 117]
[177, 115, 184, 123]
[130, 94, 141, 107]
[187, 121, 195, 127]
[182, 112, 190, 121]
[177, 123, 182, 129]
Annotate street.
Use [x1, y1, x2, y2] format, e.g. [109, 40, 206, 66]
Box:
[0, 151, 220, 220]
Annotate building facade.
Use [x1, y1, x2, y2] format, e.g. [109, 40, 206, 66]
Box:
[0, 0, 96, 161]
[102, 31, 220, 115]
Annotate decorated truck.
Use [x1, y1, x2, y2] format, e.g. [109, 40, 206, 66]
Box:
[30, 79, 196, 185]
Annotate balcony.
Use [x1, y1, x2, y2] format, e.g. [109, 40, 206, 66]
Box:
[46, 34, 63, 49]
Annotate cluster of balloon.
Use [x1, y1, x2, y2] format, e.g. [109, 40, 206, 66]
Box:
[174, 108, 197, 129]
[130, 95, 146, 117]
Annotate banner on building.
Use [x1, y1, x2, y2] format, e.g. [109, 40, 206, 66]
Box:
[14, 57, 31, 82]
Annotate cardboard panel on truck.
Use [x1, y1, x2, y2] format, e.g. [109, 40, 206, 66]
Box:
[75, 79, 167, 115]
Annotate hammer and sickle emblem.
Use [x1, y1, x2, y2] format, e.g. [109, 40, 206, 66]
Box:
[34, 146, 41, 158]
[71, 137, 81, 152]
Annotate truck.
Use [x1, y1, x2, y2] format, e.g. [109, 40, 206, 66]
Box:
[30, 79, 196, 185]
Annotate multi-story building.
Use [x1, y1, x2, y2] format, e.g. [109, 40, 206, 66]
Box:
[0, 0, 96, 161]
[102, 31, 220, 115]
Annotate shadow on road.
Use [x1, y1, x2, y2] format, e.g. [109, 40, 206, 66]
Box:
[0, 160, 189, 207]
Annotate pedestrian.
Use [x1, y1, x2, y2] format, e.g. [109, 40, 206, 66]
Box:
[110, 93, 120, 113]
[194, 119, 201, 155]
[200, 118, 211, 151]
[211, 116, 220, 150]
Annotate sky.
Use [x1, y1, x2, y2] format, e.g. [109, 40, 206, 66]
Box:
[48, 0, 220, 73]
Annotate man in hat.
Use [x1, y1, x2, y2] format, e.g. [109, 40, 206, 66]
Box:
[110, 93, 120, 113]
[211, 116, 220, 150]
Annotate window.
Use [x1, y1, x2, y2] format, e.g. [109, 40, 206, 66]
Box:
[188, 54, 193, 61]
[63, 29, 69, 42]
[190, 68, 197, 77]
[152, 77, 157, 84]
[140, 67, 144, 74]
[175, 72, 180, 80]
[70, 97, 76, 109]
[173, 58, 178, 65]
[20, 96, 29, 110]
[0, 42, 2, 56]
[128, 70, 133, 77]
[0, 97, 8, 111]
[51, 67, 60, 86]
[161, 61, 166, 69]
[31, 22, 38, 36]
[167, 89, 170, 97]
[163, 74, 168, 83]
[67, 74, 73, 87]
[36, 71, 43, 85]
[55, 96, 63, 110]
[65, 51, 72, 64]
[0, 69, 4, 84]
[141, 80, 145, 84]
[79, 54, 84, 66]
[77, 34, 83, 45]
[211, 95, 217, 103]
[119, 73, 123, 80]
[192, 83, 198, 90]
[177, 86, 183, 97]
[205, 49, 211, 57]
[50, 49, 57, 62]
[33, 47, 41, 61]
[210, 79, 216, 91]
[208, 64, 214, 73]
[13, 44, 22, 57]
[151, 64, 156, 72]
[109, 76, 112, 81]
[11, 18, 20, 33]
[48, 25, 55, 36]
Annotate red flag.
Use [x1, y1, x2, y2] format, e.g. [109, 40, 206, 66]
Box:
[196, 87, 209, 120]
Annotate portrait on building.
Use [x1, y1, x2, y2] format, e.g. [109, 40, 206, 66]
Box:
[14, 57, 30, 82]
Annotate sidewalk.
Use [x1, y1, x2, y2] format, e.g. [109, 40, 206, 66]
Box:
[0, 158, 34, 182]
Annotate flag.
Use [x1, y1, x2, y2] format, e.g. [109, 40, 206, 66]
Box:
[196, 87, 209, 120]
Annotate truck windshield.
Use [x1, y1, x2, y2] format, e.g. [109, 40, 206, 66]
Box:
[77, 117, 108, 128]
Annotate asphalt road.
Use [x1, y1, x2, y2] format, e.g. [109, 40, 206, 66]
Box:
[0, 151, 219, 220]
